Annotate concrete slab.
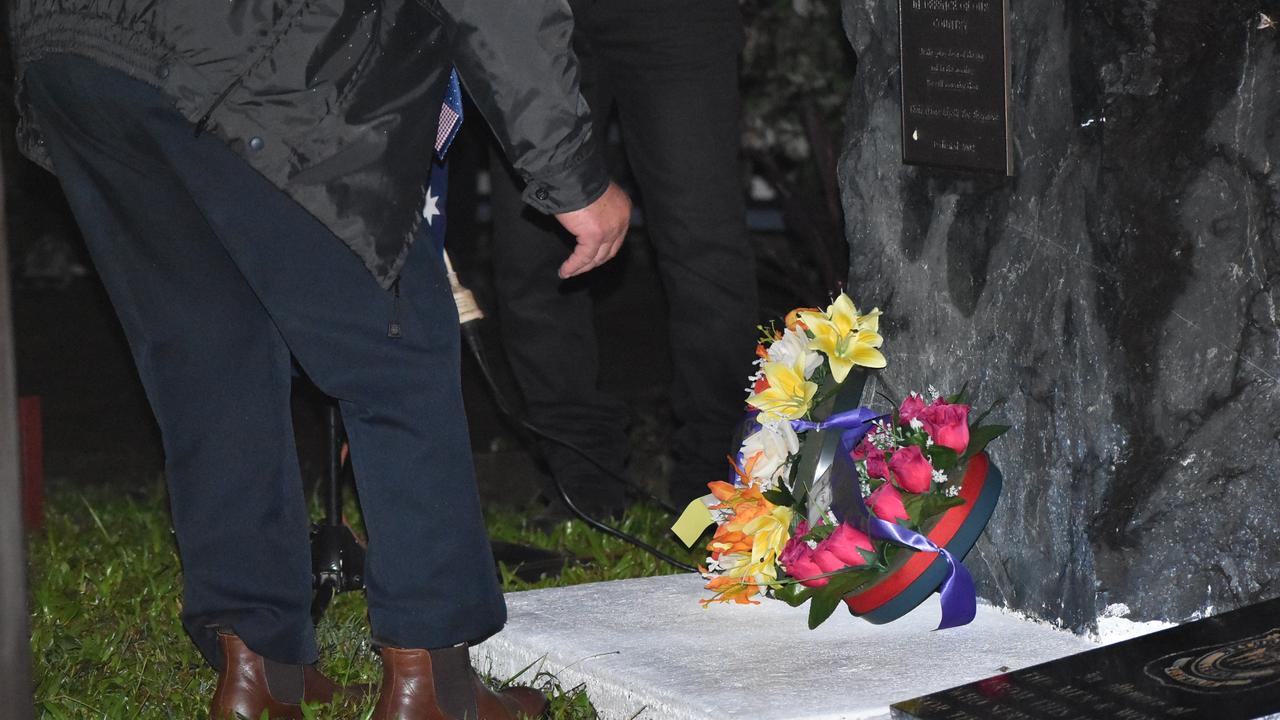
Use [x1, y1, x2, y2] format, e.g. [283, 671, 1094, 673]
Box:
[471, 574, 1099, 720]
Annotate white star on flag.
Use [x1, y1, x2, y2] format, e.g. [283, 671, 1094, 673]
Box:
[423, 188, 441, 227]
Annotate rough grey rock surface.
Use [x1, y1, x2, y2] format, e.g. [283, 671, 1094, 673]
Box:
[839, 0, 1280, 630]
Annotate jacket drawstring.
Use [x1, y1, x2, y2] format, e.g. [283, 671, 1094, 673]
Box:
[387, 278, 402, 338]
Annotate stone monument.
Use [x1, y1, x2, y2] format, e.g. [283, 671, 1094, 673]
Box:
[839, 0, 1280, 631]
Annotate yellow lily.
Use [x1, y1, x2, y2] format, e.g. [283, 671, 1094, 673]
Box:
[742, 505, 794, 566]
[702, 552, 781, 605]
[798, 294, 886, 382]
[701, 488, 793, 605]
[746, 359, 818, 422]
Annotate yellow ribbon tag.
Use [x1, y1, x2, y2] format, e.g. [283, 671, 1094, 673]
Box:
[671, 496, 716, 548]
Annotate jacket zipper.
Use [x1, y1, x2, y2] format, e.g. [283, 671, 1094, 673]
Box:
[192, 78, 245, 137]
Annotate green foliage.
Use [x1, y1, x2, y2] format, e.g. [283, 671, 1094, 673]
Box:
[945, 383, 970, 406]
[923, 444, 960, 472]
[28, 481, 695, 718]
[803, 567, 879, 629]
[799, 521, 835, 545]
[902, 491, 966, 528]
[968, 398, 1006, 429]
[761, 485, 795, 509]
[31, 486, 216, 719]
[485, 504, 696, 591]
[770, 580, 814, 608]
[963, 424, 1011, 462]
[773, 564, 884, 629]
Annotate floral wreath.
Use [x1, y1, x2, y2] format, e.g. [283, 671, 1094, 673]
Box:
[673, 293, 1008, 629]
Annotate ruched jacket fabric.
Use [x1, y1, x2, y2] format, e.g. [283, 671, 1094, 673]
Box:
[9, 0, 609, 287]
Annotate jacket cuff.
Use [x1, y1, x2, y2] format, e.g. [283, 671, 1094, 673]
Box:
[520, 146, 611, 215]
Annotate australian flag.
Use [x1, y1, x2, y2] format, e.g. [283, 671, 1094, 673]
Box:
[424, 69, 464, 252]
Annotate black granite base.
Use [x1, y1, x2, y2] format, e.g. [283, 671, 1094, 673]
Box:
[892, 597, 1280, 719]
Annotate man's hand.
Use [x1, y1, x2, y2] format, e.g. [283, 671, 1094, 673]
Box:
[553, 182, 631, 279]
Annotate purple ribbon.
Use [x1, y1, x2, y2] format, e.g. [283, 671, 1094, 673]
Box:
[790, 408, 977, 630]
[789, 407, 882, 439]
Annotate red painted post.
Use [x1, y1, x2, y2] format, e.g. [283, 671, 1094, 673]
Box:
[18, 396, 43, 531]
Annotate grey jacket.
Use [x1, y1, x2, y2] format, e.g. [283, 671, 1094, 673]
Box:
[9, 0, 608, 287]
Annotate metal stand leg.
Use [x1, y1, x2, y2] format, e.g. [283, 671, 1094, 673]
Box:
[310, 403, 367, 624]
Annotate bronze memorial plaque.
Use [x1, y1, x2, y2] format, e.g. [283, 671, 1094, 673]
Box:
[899, 0, 1012, 174]
[891, 597, 1280, 720]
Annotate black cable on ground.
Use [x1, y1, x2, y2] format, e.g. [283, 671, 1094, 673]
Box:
[460, 320, 699, 574]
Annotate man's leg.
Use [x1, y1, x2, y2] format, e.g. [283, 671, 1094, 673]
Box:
[155, 95, 507, 655]
[487, 19, 631, 516]
[594, 0, 760, 498]
[26, 55, 506, 664]
[23, 57, 317, 668]
[161, 76, 529, 719]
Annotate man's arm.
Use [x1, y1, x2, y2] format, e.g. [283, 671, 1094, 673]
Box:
[428, 0, 629, 277]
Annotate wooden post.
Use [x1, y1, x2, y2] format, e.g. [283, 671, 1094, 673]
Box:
[0, 148, 34, 718]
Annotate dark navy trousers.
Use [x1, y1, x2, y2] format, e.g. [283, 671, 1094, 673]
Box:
[23, 56, 506, 669]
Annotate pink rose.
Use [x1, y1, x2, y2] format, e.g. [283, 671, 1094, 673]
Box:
[851, 438, 889, 479]
[780, 522, 828, 587]
[865, 447, 889, 480]
[811, 547, 847, 575]
[899, 394, 927, 425]
[781, 526, 829, 587]
[787, 553, 828, 587]
[866, 483, 909, 523]
[778, 520, 811, 566]
[921, 399, 970, 453]
[888, 445, 933, 493]
[784, 522, 874, 585]
[817, 523, 873, 567]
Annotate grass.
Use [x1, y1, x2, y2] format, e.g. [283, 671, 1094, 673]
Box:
[27, 479, 699, 718]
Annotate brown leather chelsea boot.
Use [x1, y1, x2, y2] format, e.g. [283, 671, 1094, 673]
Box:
[373, 644, 549, 719]
[209, 632, 367, 720]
